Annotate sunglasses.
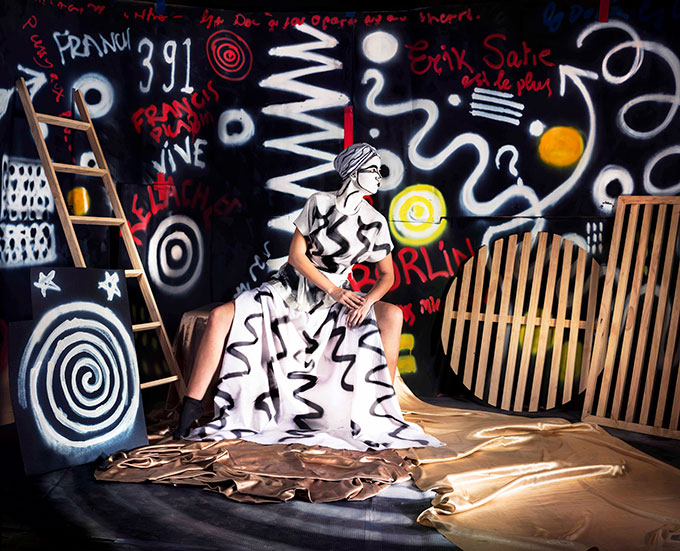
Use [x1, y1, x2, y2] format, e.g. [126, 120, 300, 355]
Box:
[358, 166, 383, 177]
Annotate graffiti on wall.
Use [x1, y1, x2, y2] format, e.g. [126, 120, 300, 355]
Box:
[1, 0, 679, 395]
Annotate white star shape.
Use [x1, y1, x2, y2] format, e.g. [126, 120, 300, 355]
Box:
[98, 271, 121, 302]
[33, 270, 61, 298]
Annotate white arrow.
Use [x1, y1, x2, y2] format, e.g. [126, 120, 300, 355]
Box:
[18, 64, 48, 99]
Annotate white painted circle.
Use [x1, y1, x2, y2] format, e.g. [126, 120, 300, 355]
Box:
[148, 215, 204, 295]
[376, 148, 404, 191]
[71, 73, 114, 119]
[362, 31, 399, 63]
[529, 120, 546, 137]
[369, 128, 380, 138]
[447, 94, 461, 107]
[218, 108, 255, 146]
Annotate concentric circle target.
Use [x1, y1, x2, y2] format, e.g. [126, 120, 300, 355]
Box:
[147, 215, 204, 295]
[389, 184, 447, 246]
[206, 30, 253, 81]
[17, 301, 140, 449]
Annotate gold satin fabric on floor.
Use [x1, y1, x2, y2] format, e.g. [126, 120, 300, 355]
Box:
[394, 378, 680, 551]
[95, 437, 412, 503]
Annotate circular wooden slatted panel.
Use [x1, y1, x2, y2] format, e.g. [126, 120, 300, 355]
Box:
[441, 232, 602, 412]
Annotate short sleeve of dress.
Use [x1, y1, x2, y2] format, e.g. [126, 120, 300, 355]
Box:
[361, 211, 394, 264]
[293, 194, 319, 236]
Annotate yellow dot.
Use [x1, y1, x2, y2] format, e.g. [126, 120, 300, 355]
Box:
[67, 186, 90, 216]
[538, 126, 584, 167]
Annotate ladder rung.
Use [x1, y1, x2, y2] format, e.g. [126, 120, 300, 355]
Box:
[70, 215, 126, 226]
[132, 321, 162, 333]
[140, 375, 180, 390]
[53, 162, 107, 177]
[125, 269, 144, 278]
[36, 113, 91, 131]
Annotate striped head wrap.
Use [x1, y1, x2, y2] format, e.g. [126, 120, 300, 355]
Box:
[333, 143, 378, 180]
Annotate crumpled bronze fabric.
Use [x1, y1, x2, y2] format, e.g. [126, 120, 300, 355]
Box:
[95, 436, 413, 503]
[393, 378, 680, 551]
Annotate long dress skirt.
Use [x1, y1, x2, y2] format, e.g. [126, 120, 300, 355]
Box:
[187, 283, 441, 451]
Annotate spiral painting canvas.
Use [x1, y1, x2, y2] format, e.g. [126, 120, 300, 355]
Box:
[9, 267, 148, 475]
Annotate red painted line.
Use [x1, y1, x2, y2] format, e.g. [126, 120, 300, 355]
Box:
[344, 105, 353, 148]
[599, 0, 610, 22]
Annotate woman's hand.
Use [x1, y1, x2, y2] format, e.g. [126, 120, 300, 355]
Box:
[328, 287, 366, 309]
[346, 302, 372, 328]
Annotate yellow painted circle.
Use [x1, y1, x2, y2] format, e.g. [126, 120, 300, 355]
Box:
[67, 186, 91, 216]
[389, 184, 447, 246]
[538, 126, 584, 167]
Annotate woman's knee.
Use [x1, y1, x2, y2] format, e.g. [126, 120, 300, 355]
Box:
[376, 302, 403, 332]
[207, 301, 235, 328]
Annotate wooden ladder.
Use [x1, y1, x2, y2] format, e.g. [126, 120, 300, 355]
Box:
[15, 77, 187, 397]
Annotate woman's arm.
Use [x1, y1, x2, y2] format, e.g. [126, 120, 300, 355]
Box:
[288, 229, 366, 310]
[346, 254, 395, 328]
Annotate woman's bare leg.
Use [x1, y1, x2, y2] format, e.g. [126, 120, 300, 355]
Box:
[186, 301, 235, 400]
[373, 301, 403, 382]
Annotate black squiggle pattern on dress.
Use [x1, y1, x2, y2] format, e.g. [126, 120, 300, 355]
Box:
[221, 312, 262, 381]
[287, 371, 324, 431]
[351, 216, 393, 265]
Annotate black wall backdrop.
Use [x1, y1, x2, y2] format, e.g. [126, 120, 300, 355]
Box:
[1, 0, 679, 396]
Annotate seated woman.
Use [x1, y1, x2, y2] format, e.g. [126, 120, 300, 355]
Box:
[174, 143, 441, 450]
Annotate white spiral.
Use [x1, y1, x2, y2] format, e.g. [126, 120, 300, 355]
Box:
[18, 301, 139, 452]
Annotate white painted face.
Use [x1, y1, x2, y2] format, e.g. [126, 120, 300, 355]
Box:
[355, 155, 382, 195]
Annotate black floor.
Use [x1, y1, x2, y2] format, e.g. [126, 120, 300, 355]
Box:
[2, 396, 679, 551]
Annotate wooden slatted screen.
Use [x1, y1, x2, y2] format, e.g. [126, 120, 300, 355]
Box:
[582, 196, 680, 438]
[441, 232, 601, 412]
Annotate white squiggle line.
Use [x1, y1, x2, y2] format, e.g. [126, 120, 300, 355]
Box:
[644, 145, 680, 195]
[578, 21, 680, 140]
[471, 93, 525, 110]
[480, 65, 598, 245]
[362, 68, 541, 237]
[577, 21, 644, 83]
[260, 23, 348, 203]
[496, 145, 520, 177]
[469, 103, 523, 118]
[470, 111, 521, 126]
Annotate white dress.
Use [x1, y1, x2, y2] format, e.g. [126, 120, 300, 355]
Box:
[188, 192, 441, 451]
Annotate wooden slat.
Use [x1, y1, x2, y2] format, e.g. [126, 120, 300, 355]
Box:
[625, 204, 665, 421]
[441, 277, 457, 354]
[463, 246, 487, 389]
[619, 196, 680, 205]
[125, 269, 144, 278]
[582, 414, 680, 439]
[70, 215, 126, 226]
[655, 207, 680, 427]
[132, 321, 163, 333]
[639, 205, 679, 425]
[659, 254, 680, 428]
[489, 234, 518, 406]
[547, 239, 572, 409]
[579, 258, 600, 393]
[450, 259, 474, 374]
[596, 204, 640, 417]
[583, 199, 629, 417]
[36, 112, 91, 131]
[140, 375, 180, 390]
[52, 162, 107, 177]
[529, 234, 562, 411]
[514, 232, 548, 411]
[562, 246, 587, 404]
[501, 232, 533, 410]
[611, 204, 653, 419]
[15, 78, 86, 267]
[451, 311, 588, 328]
[474, 239, 503, 397]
